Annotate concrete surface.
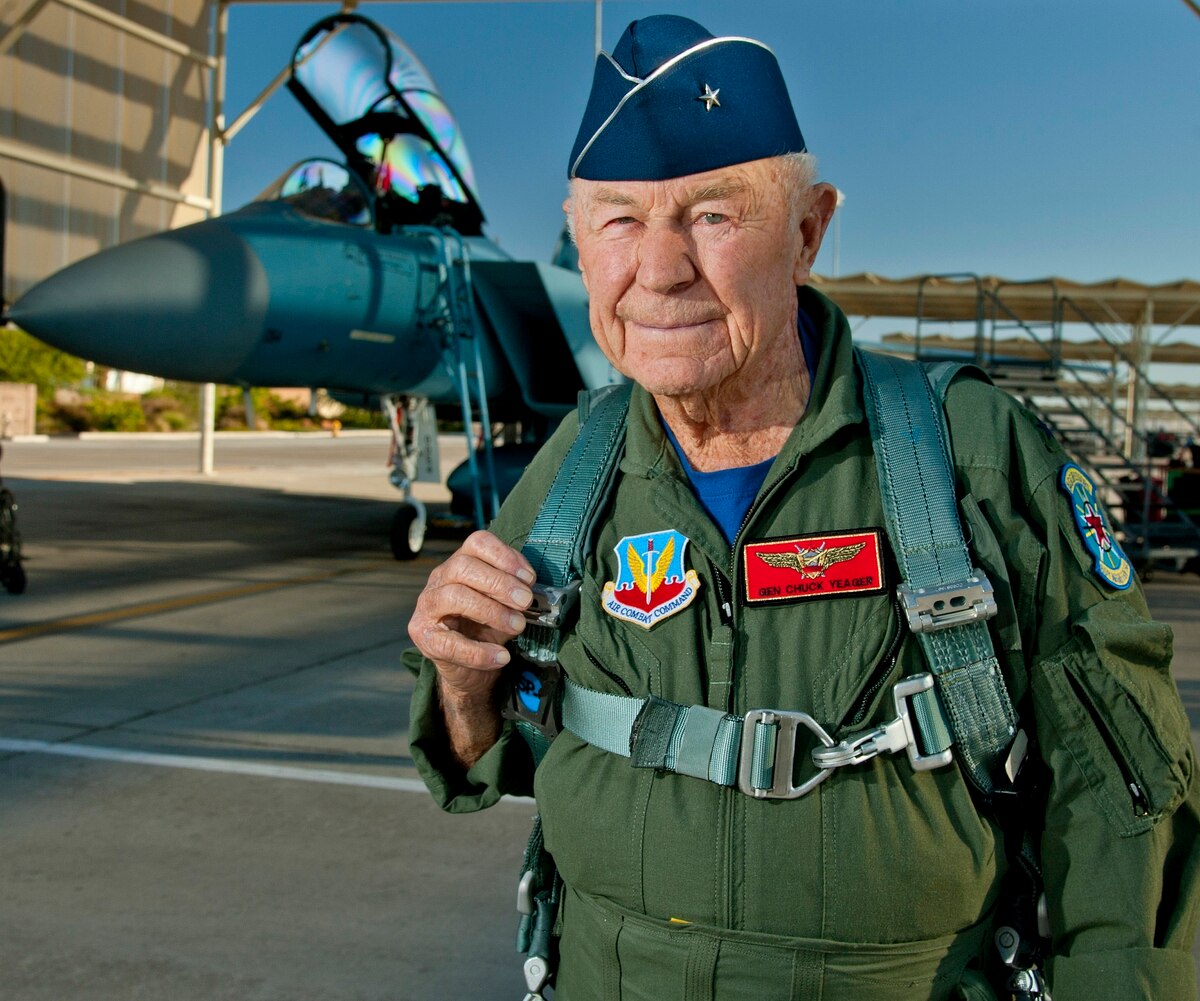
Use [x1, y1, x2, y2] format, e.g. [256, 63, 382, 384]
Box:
[0, 434, 1197, 999]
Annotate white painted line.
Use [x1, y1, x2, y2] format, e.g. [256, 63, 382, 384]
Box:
[0, 738, 431, 793]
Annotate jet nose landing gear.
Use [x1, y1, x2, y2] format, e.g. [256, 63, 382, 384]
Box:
[390, 499, 428, 561]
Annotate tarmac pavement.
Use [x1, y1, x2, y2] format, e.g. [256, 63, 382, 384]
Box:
[0, 433, 1197, 999]
[0, 434, 527, 1001]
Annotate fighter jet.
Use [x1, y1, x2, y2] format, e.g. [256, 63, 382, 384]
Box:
[8, 13, 620, 558]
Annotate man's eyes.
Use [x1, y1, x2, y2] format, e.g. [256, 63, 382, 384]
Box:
[595, 210, 730, 229]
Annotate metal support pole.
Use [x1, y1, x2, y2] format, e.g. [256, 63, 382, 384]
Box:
[594, 0, 602, 55]
[242, 388, 257, 431]
[199, 0, 228, 476]
[222, 21, 338, 144]
[209, 1, 228, 234]
[199, 382, 216, 476]
[0, 178, 6, 310]
[1124, 299, 1153, 462]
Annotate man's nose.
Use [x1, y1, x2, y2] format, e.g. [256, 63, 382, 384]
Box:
[635, 223, 696, 293]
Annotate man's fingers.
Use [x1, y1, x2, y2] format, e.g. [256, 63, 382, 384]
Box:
[432, 580, 528, 642]
[425, 539, 534, 619]
[407, 531, 536, 678]
[421, 622, 511, 671]
[460, 530, 536, 586]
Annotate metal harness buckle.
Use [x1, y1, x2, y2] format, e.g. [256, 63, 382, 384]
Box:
[523, 580, 581, 630]
[737, 709, 836, 800]
[812, 673, 954, 773]
[897, 569, 997, 634]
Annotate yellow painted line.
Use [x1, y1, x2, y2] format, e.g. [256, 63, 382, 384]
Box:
[0, 561, 393, 645]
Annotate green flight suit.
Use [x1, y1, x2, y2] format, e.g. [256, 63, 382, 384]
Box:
[409, 287, 1200, 1000]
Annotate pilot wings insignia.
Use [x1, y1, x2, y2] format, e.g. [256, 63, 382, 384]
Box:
[756, 541, 865, 579]
[743, 530, 885, 604]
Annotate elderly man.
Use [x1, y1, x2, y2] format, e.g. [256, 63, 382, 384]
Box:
[406, 15, 1199, 1000]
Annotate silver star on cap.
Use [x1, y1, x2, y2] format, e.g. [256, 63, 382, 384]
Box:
[697, 84, 721, 112]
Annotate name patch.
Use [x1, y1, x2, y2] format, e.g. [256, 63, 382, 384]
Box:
[743, 530, 887, 605]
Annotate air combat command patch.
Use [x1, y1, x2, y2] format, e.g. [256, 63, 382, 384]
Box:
[743, 529, 887, 605]
[1059, 462, 1133, 590]
[602, 530, 701, 629]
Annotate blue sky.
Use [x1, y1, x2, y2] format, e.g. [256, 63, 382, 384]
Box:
[222, 1, 1199, 294]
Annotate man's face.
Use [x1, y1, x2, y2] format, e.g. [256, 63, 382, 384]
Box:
[568, 158, 831, 399]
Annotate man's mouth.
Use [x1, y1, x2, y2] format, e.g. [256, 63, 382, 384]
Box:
[623, 316, 721, 332]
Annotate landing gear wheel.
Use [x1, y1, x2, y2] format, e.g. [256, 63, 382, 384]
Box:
[2, 563, 26, 595]
[390, 504, 426, 560]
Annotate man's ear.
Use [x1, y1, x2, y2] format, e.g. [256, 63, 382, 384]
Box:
[793, 183, 838, 286]
[563, 193, 588, 290]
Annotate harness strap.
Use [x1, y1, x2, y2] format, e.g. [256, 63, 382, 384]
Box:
[855, 348, 1016, 794]
[562, 672, 950, 800]
[563, 679, 743, 784]
[509, 382, 631, 1001]
[515, 383, 631, 670]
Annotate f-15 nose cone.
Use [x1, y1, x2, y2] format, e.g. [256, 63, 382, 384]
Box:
[10, 217, 269, 383]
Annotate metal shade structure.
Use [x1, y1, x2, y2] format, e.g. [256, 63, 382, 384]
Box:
[878, 333, 1200, 367]
[811, 273, 1200, 328]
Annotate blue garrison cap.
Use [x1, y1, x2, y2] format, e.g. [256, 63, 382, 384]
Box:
[568, 15, 806, 180]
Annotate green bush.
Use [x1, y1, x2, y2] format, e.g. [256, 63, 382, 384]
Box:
[0, 328, 87, 394]
[39, 397, 90, 434]
[141, 390, 196, 432]
[85, 396, 147, 432]
[335, 405, 388, 430]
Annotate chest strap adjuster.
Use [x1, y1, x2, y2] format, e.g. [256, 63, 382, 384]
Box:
[523, 580, 582, 631]
[898, 570, 998, 634]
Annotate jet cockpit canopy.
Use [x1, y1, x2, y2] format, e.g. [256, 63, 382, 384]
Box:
[287, 13, 484, 235]
[257, 158, 375, 228]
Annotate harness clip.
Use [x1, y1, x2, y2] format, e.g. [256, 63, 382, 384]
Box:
[898, 570, 997, 634]
[523, 580, 581, 630]
[813, 673, 954, 773]
[737, 709, 836, 800]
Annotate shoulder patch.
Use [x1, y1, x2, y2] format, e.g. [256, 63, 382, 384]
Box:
[602, 530, 701, 629]
[743, 529, 887, 605]
[1059, 462, 1133, 590]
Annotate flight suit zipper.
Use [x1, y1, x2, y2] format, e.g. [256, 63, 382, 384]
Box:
[711, 569, 734, 627]
[846, 602, 905, 726]
[1064, 670, 1152, 818]
[584, 646, 633, 697]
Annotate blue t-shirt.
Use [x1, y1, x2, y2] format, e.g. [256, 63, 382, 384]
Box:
[664, 423, 774, 545]
[662, 305, 817, 545]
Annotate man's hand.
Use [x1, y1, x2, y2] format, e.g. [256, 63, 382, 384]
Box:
[407, 531, 535, 768]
